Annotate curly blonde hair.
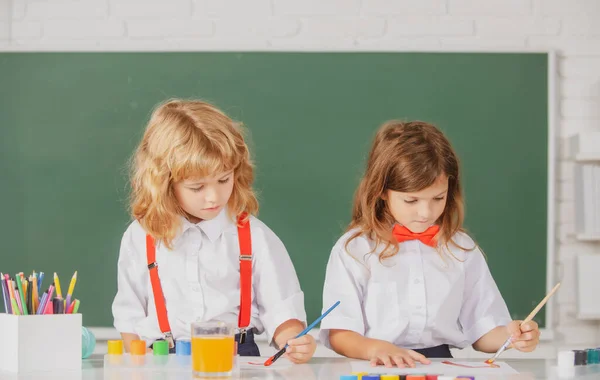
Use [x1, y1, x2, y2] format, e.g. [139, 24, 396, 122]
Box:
[129, 99, 258, 249]
[347, 120, 468, 260]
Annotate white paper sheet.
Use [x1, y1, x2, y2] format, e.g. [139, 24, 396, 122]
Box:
[350, 360, 518, 376]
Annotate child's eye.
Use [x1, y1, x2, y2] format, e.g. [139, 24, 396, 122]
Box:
[434, 197, 445, 201]
[189, 186, 203, 192]
[218, 178, 230, 184]
[404, 200, 417, 204]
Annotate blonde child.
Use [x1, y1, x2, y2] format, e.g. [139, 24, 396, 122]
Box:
[320, 121, 540, 368]
[112, 99, 316, 363]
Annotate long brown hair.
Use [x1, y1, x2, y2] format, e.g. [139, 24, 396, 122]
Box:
[129, 99, 258, 249]
[347, 120, 466, 260]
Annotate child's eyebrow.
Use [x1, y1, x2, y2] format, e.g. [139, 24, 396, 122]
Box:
[405, 189, 448, 199]
[185, 171, 233, 185]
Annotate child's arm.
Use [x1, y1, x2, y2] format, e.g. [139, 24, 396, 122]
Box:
[252, 220, 313, 363]
[472, 325, 511, 353]
[112, 226, 150, 351]
[329, 329, 430, 368]
[457, 234, 540, 353]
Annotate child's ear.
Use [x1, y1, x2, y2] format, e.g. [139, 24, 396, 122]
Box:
[380, 191, 388, 201]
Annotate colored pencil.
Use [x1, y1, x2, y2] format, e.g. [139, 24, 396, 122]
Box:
[65, 271, 77, 310]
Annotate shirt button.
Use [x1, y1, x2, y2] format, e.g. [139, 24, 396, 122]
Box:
[414, 278, 420, 284]
[192, 286, 200, 292]
[416, 305, 422, 310]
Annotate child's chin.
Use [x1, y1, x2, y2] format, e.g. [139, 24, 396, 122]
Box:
[195, 207, 221, 220]
[407, 224, 430, 233]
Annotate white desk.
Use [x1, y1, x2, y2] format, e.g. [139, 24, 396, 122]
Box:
[3, 356, 600, 380]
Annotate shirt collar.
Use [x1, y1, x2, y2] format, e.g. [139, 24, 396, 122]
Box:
[179, 208, 232, 243]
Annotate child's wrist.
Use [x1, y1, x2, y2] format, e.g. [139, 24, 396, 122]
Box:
[364, 337, 386, 359]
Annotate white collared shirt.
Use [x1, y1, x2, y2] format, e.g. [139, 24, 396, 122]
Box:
[112, 209, 306, 346]
[319, 229, 512, 350]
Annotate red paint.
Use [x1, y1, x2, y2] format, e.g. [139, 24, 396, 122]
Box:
[441, 361, 500, 369]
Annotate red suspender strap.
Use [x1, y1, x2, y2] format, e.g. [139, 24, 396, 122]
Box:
[237, 213, 252, 331]
[146, 213, 252, 347]
[146, 234, 174, 348]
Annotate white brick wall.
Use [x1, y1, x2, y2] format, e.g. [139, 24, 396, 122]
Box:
[0, 1, 9, 40]
[448, 0, 533, 16]
[2, 0, 600, 351]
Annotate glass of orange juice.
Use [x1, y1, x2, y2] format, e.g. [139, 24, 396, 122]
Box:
[191, 321, 235, 378]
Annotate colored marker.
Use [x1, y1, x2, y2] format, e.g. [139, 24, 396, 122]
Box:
[15, 277, 27, 315]
[53, 298, 64, 314]
[26, 279, 33, 315]
[0, 273, 10, 314]
[39, 284, 55, 314]
[72, 299, 80, 313]
[37, 292, 48, 314]
[32, 275, 39, 312]
[14, 284, 23, 314]
[23, 279, 28, 304]
[44, 296, 53, 314]
[6, 277, 18, 315]
[10, 290, 20, 316]
[67, 299, 76, 314]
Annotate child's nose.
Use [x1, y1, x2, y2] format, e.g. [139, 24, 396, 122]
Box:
[204, 186, 218, 203]
[417, 203, 432, 219]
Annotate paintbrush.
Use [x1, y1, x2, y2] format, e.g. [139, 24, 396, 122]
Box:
[264, 301, 340, 366]
[485, 282, 561, 365]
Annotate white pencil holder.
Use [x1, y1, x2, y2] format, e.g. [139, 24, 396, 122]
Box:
[0, 313, 82, 373]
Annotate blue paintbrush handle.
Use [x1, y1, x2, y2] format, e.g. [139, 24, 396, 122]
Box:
[284, 300, 341, 348]
[267, 301, 341, 365]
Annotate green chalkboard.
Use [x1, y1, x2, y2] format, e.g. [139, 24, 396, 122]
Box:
[0, 52, 549, 329]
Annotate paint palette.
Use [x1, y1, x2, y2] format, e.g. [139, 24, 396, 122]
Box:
[550, 348, 600, 379]
[104, 353, 191, 371]
[341, 375, 473, 380]
[349, 360, 517, 377]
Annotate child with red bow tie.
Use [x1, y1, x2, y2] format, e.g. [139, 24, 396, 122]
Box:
[319, 121, 540, 368]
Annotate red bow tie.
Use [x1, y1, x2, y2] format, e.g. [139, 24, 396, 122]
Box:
[392, 224, 440, 247]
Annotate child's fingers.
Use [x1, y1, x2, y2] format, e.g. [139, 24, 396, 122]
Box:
[379, 355, 393, 368]
[514, 340, 537, 352]
[390, 355, 406, 368]
[287, 335, 312, 347]
[507, 321, 522, 338]
[400, 354, 415, 368]
[283, 353, 303, 364]
[520, 321, 538, 333]
[286, 352, 310, 362]
[514, 327, 540, 343]
[513, 331, 539, 352]
[286, 344, 312, 354]
[369, 357, 379, 367]
[408, 350, 431, 365]
[514, 331, 535, 341]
